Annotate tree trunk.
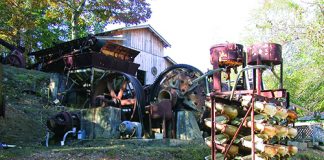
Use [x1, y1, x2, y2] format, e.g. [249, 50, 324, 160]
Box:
[70, 0, 86, 40]
[71, 12, 79, 40]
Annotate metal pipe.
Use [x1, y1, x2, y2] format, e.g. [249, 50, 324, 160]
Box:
[280, 63, 283, 89]
[61, 127, 76, 146]
[191, 68, 225, 85]
[205, 76, 210, 94]
[211, 96, 216, 160]
[184, 68, 225, 96]
[251, 95, 255, 160]
[245, 70, 250, 90]
[257, 56, 262, 95]
[45, 131, 50, 147]
[229, 65, 271, 100]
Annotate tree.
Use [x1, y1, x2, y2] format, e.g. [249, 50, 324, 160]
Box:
[0, 0, 52, 53]
[243, 0, 324, 112]
[0, 0, 152, 56]
[47, 0, 152, 39]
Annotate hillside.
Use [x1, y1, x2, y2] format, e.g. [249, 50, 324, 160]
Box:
[0, 65, 209, 160]
[0, 65, 323, 160]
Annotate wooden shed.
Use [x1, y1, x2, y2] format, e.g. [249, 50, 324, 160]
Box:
[102, 24, 176, 85]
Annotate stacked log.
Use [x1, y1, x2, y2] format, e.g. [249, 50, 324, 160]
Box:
[204, 97, 298, 159]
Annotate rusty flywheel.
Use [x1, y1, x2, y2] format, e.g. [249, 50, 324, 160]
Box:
[149, 64, 207, 112]
[92, 71, 145, 123]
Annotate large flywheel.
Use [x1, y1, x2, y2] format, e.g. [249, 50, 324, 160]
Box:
[149, 64, 207, 112]
[93, 71, 145, 123]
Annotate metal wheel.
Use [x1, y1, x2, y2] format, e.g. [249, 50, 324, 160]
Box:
[93, 71, 144, 122]
[150, 64, 206, 112]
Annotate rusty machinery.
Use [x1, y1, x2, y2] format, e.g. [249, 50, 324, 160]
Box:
[36, 35, 207, 139]
[0, 39, 26, 68]
[93, 71, 145, 125]
[205, 42, 298, 160]
[147, 64, 206, 138]
[92, 64, 207, 138]
[36, 33, 298, 159]
[46, 111, 81, 136]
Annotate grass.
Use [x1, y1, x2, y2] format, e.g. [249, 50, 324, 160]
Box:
[0, 139, 210, 160]
[294, 149, 324, 160]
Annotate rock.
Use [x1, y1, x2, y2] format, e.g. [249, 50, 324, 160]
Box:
[81, 107, 121, 139]
[176, 110, 203, 141]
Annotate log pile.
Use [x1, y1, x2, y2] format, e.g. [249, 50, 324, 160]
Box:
[204, 96, 298, 159]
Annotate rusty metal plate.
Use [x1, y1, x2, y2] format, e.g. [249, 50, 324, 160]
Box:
[247, 43, 282, 65]
[42, 52, 139, 75]
[210, 43, 243, 67]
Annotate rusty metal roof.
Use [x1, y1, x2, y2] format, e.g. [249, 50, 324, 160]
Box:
[29, 37, 140, 59]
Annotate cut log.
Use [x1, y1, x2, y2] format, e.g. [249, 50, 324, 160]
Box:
[241, 135, 298, 157]
[254, 101, 277, 117]
[205, 137, 239, 157]
[204, 118, 238, 137]
[204, 134, 229, 145]
[244, 121, 277, 138]
[205, 101, 238, 119]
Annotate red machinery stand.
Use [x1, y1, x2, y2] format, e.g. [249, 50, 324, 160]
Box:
[207, 42, 295, 160]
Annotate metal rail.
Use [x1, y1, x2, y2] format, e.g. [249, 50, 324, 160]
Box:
[229, 65, 272, 100]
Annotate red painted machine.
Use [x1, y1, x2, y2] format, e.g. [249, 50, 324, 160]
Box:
[206, 42, 298, 160]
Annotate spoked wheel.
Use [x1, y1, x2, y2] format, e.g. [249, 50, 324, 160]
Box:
[150, 64, 206, 112]
[93, 71, 145, 122]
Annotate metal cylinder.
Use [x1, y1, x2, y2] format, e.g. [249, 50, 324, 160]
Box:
[119, 121, 142, 138]
[157, 89, 177, 106]
[210, 43, 243, 92]
[247, 43, 282, 65]
[46, 111, 80, 136]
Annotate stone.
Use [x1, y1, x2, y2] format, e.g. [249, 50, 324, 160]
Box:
[176, 110, 203, 141]
[81, 107, 121, 139]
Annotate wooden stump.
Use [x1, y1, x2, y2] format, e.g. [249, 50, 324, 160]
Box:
[81, 107, 121, 139]
[176, 110, 203, 141]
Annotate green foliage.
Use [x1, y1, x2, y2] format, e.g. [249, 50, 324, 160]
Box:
[244, 0, 324, 111]
[0, 0, 152, 61]
[295, 149, 324, 160]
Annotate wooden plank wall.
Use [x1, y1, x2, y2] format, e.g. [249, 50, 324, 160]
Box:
[135, 51, 168, 84]
[111, 28, 170, 85]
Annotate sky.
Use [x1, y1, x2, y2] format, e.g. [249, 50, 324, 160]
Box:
[108, 0, 261, 72]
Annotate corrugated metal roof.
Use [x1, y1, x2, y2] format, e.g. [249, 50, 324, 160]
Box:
[108, 24, 171, 48]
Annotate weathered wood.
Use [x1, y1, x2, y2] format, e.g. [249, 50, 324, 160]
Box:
[111, 27, 171, 85]
[81, 107, 121, 139]
[176, 110, 203, 141]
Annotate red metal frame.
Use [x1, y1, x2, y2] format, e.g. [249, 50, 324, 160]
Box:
[208, 42, 286, 160]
